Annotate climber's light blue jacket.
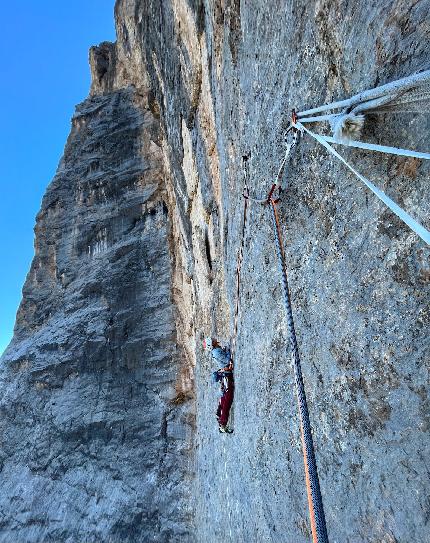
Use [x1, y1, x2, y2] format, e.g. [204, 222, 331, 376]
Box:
[211, 346, 231, 367]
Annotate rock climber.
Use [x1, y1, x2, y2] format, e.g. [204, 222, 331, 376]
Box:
[203, 337, 234, 434]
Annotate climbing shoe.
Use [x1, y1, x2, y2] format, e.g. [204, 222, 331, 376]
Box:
[219, 425, 233, 434]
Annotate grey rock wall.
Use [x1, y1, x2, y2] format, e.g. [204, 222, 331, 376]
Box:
[131, 1, 430, 541]
[1, 0, 430, 542]
[0, 86, 194, 542]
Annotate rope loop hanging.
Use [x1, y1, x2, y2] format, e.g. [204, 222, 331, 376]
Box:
[295, 121, 430, 245]
[230, 155, 250, 361]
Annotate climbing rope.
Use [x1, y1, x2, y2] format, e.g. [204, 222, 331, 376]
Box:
[297, 69, 430, 148]
[230, 156, 250, 362]
[270, 197, 328, 543]
[297, 69, 430, 119]
[293, 69, 430, 245]
[296, 122, 430, 245]
[243, 130, 329, 542]
[320, 135, 430, 160]
[232, 70, 429, 541]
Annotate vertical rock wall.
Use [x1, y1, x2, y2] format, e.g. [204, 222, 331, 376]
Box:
[129, 1, 430, 540]
[0, 78, 194, 541]
[1, 1, 429, 542]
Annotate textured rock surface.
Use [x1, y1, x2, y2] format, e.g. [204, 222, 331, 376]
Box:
[1, 0, 430, 542]
[0, 86, 194, 542]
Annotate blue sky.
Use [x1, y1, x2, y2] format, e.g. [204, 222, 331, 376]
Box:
[0, 2, 116, 355]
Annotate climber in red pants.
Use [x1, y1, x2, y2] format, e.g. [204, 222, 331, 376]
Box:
[216, 376, 234, 429]
[203, 337, 234, 434]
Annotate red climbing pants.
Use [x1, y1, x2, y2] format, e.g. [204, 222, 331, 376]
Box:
[218, 380, 234, 426]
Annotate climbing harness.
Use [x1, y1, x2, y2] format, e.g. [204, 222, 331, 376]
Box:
[295, 69, 430, 245]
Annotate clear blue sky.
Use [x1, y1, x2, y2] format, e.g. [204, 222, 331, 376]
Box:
[0, 2, 116, 355]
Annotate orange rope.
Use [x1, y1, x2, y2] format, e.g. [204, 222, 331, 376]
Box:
[270, 197, 328, 543]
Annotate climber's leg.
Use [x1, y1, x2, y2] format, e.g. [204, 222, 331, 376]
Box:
[216, 398, 222, 421]
[219, 384, 234, 426]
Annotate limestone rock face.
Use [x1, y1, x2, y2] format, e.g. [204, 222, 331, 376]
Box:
[0, 85, 194, 542]
[1, 1, 430, 542]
